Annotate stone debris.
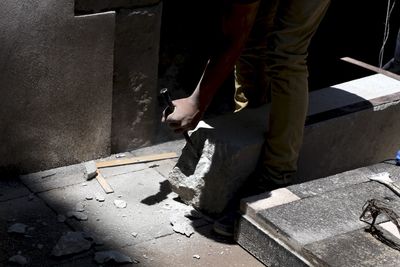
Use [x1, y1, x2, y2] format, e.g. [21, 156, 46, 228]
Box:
[75, 202, 85, 212]
[66, 211, 88, 221]
[8, 255, 28, 265]
[86, 195, 93, 200]
[193, 254, 201, 259]
[114, 199, 127, 209]
[131, 232, 138, 238]
[57, 214, 66, 223]
[115, 153, 126, 158]
[27, 193, 35, 201]
[8, 223, 28, 234]
[94, 250, 138, 264]
[170, 215, 195, 237]
[96, 195, 105, 202]
[84, 161, 98, 181]
[52, 232, 93, 257]
[82, 183, 88, 186]
[184, 209, 203, 219]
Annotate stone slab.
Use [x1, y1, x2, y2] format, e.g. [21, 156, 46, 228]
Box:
[111, 3, 163, 152]
[0, 1, 115, 173]
[238, 164, 400, 266]
[75, 0, 161, 13]
[303, 229, 400, 267]
[256, 181, 400, 246]
[169, 74, 400, 214]
[236, 215, 310, 267]
[20, 163, 86, 193]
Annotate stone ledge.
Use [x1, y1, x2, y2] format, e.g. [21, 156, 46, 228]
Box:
[168, 74, 400, 215]
[238, 164, 400, 266]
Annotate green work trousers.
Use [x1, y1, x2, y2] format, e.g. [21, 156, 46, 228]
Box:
[234, 0, 330, 183]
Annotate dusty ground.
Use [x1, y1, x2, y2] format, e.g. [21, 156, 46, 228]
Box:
[0, 140, 263, 267]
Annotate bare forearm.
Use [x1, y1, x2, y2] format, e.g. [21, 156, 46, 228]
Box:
[190, 1, 260, 111]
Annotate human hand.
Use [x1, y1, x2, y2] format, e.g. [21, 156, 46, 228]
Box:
[161, 97, 204, 133]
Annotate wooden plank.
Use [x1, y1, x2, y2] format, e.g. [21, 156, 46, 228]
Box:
[95, 152, 178, 168]
[96, 170, 114, 194]
[341, 57, 400, 82]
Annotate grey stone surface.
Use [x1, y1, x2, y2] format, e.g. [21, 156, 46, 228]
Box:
[236, 216, 310, 267]
[287, 167, 375, 198]
[75, 0, 161, 13]
[111, 4, 163, 152]
[168, 107, 268, 215]
[257, 181, 400, 246]
[39, 167, 192, 246]
[20, 163, 86, 193]
[298, 102, 400, 181]
[0, 1, 115, 173]
[131, 224, 264, 267]
[0, 179, 30, 202]
[238, 163, 400, 266]
[303, 229, 400, 267]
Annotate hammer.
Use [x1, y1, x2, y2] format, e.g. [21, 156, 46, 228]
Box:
[160, 88, 200, 159]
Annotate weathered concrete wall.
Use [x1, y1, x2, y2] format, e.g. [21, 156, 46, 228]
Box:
[0, 0, 115, 173]
[0, 0, 164, 173]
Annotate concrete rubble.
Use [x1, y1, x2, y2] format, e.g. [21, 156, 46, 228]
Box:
[51, 232, 93, 257]
[7, 223, 28, 234]
[94, 250, 137, 264]
[66, 211, 88, 221]
[114, 199, 128, 209]
[8, 255, 28, 265]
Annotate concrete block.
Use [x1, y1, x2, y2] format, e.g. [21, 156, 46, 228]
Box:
[169, 74, 400, 214]
[111, 3, 163, 152]
[168, 115, 266, 215]
[0, 0, 115, 172]
[256, 181, 400, 246]
[237, 164, 400, 266]
[84, 161, 97, 180]
[75, 0, 161, 13]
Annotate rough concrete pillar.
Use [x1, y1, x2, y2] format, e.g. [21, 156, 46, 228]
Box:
[111, 4, 162, 152]
[75, 0, 164, 153]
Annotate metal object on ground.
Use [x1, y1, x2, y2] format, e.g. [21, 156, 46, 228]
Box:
[369, 172, 400, 197]
[341, 57, 400, 81]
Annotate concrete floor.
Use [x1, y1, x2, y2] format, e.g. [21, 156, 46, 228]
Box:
[0, 140, 263, 267]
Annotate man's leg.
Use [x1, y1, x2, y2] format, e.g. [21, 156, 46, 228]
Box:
[234, 0, 279, 111]
[262, 0, 330, 184]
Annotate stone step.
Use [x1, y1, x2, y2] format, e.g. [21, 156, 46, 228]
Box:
[168, 74, 400, 215]
[236, 162, 400, 266]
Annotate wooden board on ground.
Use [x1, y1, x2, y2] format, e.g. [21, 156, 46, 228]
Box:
[96, 170, 114, 194]
[96, 152, 178, 168]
